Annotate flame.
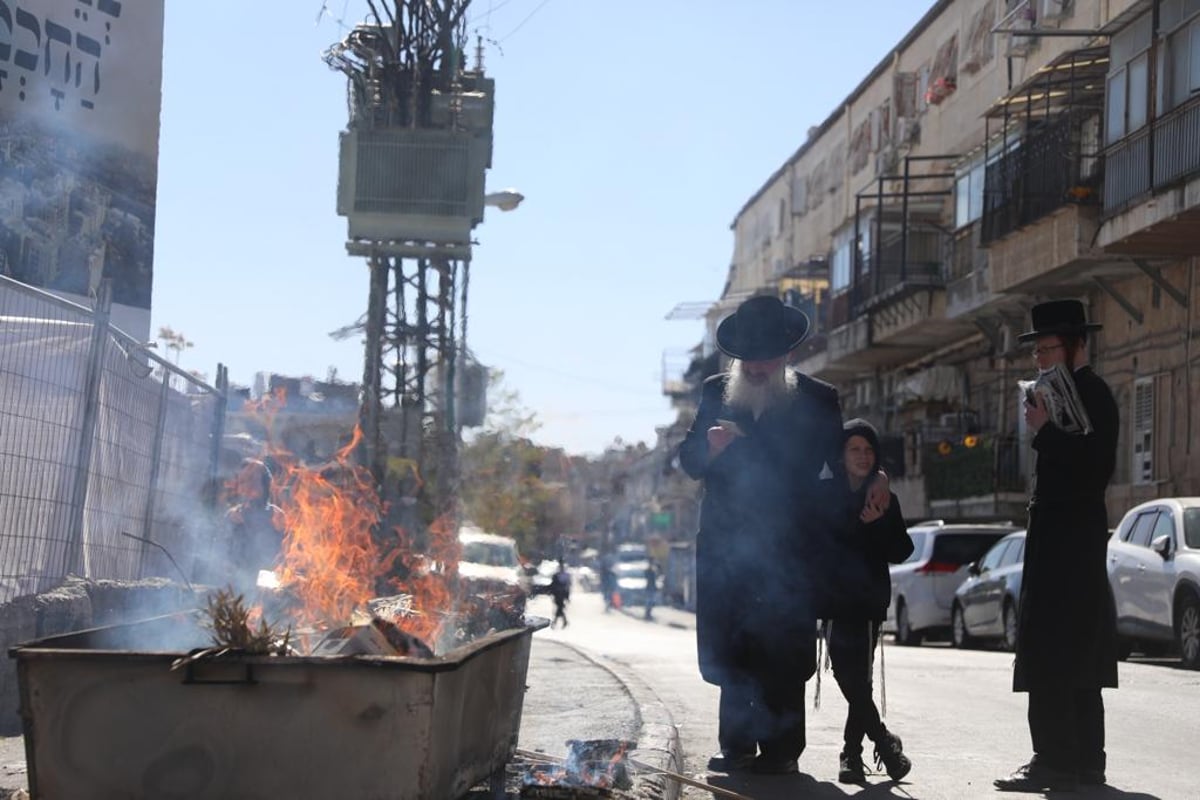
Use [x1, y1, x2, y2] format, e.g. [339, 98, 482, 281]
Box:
[242, 390, 462, 649]
[274, 425, 395, 626]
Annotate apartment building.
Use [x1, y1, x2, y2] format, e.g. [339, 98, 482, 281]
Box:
[688, 0, 1200, 523]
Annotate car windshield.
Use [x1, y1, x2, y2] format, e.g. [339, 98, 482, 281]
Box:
[931, 532, 1008, 566]
[461, 541, 518, 568]
[1185, 507, 1200, 549]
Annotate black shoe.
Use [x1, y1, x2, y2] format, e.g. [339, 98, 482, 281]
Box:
[838, 750, 866, 784]
[751, 755, 799, 775]
[994, 762, 1078, 793]
[706, 751, 756, 772]
[1079, 769, 1106, 786]
[873, 731, 912, 781]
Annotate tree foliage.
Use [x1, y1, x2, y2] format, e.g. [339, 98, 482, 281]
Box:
[458, 370, 572, 559]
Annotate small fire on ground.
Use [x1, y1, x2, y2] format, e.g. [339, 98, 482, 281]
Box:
[520, 740, 635, 799]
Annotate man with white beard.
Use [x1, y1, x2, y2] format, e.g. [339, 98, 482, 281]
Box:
[680, 294, 888, 776]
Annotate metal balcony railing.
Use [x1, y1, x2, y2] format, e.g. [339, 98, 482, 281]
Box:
[982, 115, 1103, 245]
[1105, 96, 1200, 213]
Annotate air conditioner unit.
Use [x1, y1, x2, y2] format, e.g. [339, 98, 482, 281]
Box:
[1039, 0, 1069, 21]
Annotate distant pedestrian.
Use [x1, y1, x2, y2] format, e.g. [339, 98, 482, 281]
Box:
[815, 419, 914, 784]
[995, 300, 1120, 794]
[550, 561, 571, 629]
[600, 552, 617, 612]
[643, 560, 659, 620]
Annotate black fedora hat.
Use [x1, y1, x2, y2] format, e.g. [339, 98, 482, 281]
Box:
[716, 295, 811, 360]
[1017, 299, 1102, 343]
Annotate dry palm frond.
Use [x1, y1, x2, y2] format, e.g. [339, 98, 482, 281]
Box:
[202, 588, 291, 655]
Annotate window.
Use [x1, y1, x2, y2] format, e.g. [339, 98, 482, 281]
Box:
[1163, 15, 1200, 111]
[955, 159, 986, 228]
[979, 540, 1011, 572]
[831, 228, 853, 292]
[1127, 511, 1159, 547]
[1132, 378, 1154, 483]
[1106, 11, 1152, 143]
[1106, 69, 1129, 142]
[1151, 511, 1176, 547]
[999, 537, 1024, 568]
[903, 532, 928, 564]
[1184, 507, 1200, 548]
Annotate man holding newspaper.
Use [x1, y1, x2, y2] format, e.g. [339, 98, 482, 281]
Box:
[995, 300, 1121, 794]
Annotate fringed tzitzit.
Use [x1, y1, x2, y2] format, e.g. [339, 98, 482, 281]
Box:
[878, 622, 887, 717]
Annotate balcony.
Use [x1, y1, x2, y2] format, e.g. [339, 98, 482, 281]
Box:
[982, 114, 1104, 246]
[924, 433, 1028, 521]
[1101, 96, 1200, 256]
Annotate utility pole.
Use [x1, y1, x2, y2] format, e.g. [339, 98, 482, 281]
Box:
[326, 0, 491, 525]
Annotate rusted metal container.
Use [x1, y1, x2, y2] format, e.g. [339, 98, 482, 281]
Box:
[11, 612, 545, 799]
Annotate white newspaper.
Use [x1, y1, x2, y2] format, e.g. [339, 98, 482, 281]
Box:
[1019, 363, 1092, 436]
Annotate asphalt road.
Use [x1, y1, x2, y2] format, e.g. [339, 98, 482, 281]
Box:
[529, 590, 1198, 800]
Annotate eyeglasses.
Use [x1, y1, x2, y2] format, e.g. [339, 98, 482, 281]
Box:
[1031, 343, 1064, 357]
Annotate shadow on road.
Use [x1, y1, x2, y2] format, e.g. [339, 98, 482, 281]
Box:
[705, 770, 899, 798]
[703, 772, 1166, 799]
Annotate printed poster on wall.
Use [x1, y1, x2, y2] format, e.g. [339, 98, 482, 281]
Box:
[0, 0, 164, 335]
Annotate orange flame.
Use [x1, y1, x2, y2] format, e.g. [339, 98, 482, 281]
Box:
[243, 390, 462, 649]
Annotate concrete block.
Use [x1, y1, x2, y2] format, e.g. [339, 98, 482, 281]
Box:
[0, 596, 37, 735]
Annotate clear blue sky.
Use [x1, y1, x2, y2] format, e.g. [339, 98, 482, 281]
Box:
[151, 0, 935, 455]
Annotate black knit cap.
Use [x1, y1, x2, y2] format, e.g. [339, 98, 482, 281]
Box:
[843, 418, 881, 468]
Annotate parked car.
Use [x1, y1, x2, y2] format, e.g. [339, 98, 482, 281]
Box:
[458, 526, 526, 597]
[884, 521, 1017, 645]
[951, 530, 1026, 650]
[1107, 497, 1200, 668]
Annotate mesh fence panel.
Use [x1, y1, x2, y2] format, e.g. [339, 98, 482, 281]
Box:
[0, 277, 226, 602]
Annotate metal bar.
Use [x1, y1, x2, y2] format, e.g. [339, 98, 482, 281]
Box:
[362, 255, 388, 481]
[900, 156, 911, 282]
[208, 363, 229, 511]
[991, 28, 1106, 36]
[63, 280, 113, 577]
[137, 376, 173, 576]
[1132, 259, 1189, 308]
[1093, 276, 1144, 324]
[854, 190, 953, 199]
[1149, 0, 1161, 192]
[875, 175, 884, 296]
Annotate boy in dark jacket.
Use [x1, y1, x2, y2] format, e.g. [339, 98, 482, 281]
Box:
[819, 419, 915, 784]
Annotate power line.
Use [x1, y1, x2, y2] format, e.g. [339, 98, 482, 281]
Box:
[498, 0, 554, 42]
[477, 350, 661, 397]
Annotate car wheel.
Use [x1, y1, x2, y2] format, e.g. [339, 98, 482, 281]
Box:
[1002, 600, 1019, 652]
[1177, 592, 1200, 670]
[951, 604, 972, 649]
[896, 601, 922, 646]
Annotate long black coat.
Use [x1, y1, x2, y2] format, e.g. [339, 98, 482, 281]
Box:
[814, 489, 913, 623]
[679, 372, 843, 688]
[1013, 365, 1120, 692]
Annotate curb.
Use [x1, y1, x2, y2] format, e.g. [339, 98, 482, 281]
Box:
[551, 640, 683, 800]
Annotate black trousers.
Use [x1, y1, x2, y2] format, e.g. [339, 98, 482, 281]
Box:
[826, 619, 886, 753]
[718, 676, 806, 761]
[1028, 688, 1105, 773]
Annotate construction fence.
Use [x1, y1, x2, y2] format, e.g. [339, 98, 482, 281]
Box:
[0, 276, 229, 603]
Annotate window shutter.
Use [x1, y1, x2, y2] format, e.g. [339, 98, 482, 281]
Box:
[1132, 378, 1154, 483]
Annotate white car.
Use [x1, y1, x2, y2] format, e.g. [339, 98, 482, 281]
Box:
[884, 521, 1018, 645]
[457, 526, 526, 597]
[1108, 497, 1200, 668]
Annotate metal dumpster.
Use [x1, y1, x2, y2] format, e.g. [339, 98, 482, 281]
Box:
[11, 612, 546, 799]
